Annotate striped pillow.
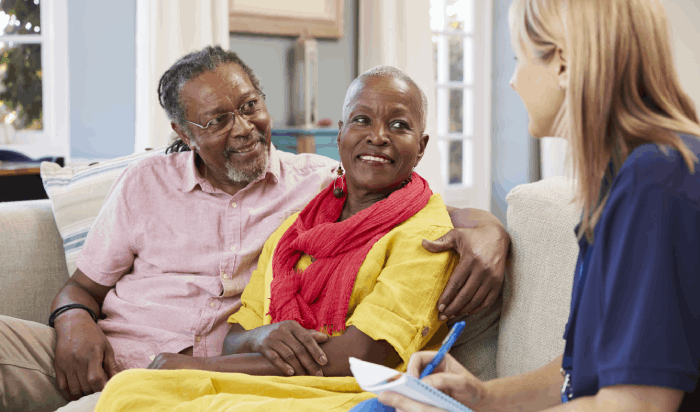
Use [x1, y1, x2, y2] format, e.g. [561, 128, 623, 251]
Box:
[40, 148, 167, 276]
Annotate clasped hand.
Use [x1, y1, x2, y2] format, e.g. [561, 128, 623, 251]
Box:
[244, 320, 329, 376]
[149, 321, 330, 376]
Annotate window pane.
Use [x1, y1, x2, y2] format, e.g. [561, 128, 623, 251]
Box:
[449, 88, 463, 134]
[464, 37, 474, 85]
[462, 139, 473, 187]
[448, 139, 462, 185]
[0, 43, 42, 131]
[429, 0, 445, 32]
[432, 35, 439, 82]
[445, 0, 474, 33]
[464, 88, 473, 136]
[0, 1, 41, 35]
[436, 87, 447, 135]
[448, 36, 463, 82]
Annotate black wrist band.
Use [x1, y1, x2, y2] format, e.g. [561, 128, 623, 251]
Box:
[48, 304, 99, 328]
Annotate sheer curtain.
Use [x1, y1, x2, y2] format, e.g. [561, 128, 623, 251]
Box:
[357, 0, 445, 196]
[135, 0, 229, 152]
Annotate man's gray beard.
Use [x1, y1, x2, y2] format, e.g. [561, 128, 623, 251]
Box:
[224, 141, 270, 184]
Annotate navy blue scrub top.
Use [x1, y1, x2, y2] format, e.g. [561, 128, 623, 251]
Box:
[563, 134, 700, 410]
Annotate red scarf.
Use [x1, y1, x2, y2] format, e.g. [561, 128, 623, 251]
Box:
[268, 172, 432, 334]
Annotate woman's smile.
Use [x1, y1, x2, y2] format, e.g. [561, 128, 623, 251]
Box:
[356, 152, 394, 166]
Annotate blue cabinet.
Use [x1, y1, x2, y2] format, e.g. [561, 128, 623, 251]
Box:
[271, 128, 339, 161]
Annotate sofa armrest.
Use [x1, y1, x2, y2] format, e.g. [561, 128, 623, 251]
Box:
[497, 177, 581, 378]
[0, 199, 69, 324]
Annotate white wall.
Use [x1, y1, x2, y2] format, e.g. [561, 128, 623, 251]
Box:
[663, 0, 700, 110]
[357, 0, 445, 198]
[491, 0, 532, 223]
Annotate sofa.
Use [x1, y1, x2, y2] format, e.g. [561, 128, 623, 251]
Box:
[0, 167, 582, 381]
[0, 157, 582, 412]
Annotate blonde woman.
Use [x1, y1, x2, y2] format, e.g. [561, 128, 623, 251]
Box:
[379, 0, 700, 411]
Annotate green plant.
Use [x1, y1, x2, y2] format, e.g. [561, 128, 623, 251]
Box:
[0, 0, 42, 130]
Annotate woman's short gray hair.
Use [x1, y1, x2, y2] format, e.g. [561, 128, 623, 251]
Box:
[341, 66, 428, 131]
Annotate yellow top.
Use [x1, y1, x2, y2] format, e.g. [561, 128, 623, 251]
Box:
[229, 193, 456, 368]
[95, 194, 457, 412]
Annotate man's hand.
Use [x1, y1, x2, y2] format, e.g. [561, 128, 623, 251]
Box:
[148, 353, 206, 370]
[378, 351, 490, 411]
[425, 210, 510, 320]
[53, 310, 119, 401]
[245, 320, 329, 376]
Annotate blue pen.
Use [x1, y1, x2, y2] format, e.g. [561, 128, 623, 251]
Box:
[419, 321, 466, 379]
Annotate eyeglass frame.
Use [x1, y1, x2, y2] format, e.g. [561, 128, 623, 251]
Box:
[184, 92, 267, 134]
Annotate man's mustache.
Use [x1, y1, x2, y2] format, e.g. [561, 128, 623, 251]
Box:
[223, 131, 267, 159]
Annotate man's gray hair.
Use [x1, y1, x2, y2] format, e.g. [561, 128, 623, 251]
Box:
[341, 65, 428, 131]
[159, 45, 263, 153]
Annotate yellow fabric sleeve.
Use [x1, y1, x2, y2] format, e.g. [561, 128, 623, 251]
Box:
[346, 195, 457, 366]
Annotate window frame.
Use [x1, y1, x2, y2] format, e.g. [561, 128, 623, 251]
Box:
[0, 0, 69, 161]
[432, 0, 492, 211]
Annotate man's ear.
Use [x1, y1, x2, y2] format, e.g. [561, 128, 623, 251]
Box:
[172, 122, 194, 149]
[415, 134, 429, 166]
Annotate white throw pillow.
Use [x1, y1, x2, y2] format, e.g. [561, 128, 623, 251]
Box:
[40, 148, 167, 276]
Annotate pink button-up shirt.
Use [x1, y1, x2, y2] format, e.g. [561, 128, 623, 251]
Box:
[76, 146, 336, 370]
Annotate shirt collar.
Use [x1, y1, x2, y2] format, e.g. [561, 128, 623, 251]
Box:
[180, 150, 203, 192]
[178, 143, 281, 192]
[266, 143, 281, 183]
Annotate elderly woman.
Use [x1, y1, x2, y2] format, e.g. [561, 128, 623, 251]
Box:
[380, 0, 700, 411]
[93, 67, 464, 411]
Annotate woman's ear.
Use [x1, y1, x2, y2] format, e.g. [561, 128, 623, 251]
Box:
[415, 134, 429, 166]
[556, 47, 569, 90]
[336, 121, 344, 147]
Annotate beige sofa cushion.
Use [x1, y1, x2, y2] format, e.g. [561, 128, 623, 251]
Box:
[0, 200, 69, 323]
[497, 177, 581, 378]
[40, 148, 166, 276]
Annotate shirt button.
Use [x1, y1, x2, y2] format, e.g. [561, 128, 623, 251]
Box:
[230, 246, 236, 252]
[195, 336, 202, 342]
[231, 202, 237, 208]
[209, 301, 216, 307]
[422, 327, 430, 337]
[221, 273, 229, 279]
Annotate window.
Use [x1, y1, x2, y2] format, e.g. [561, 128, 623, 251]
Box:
[430, 0, 491, 210]
[0, 0, 68, 160]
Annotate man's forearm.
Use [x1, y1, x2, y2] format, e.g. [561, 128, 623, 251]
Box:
[446, 207, 504, 230]
[222, 323, 251, 355]
[485, 355, 563, 412]
[51, 281, 102, 324]
[202, 353, 285, 375]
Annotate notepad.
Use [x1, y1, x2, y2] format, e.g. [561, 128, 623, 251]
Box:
[349, 357, 474, 412]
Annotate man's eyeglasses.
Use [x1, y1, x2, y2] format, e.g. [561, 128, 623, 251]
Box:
[186, 94, 267, 136]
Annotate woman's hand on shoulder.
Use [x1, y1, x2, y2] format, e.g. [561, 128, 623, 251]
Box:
[247, 320, 329, 377]
[424, 209, 510, 320]
[378, 351, 491, 411]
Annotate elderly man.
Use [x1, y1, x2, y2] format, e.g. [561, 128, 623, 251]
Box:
[0, 46, 508, 412]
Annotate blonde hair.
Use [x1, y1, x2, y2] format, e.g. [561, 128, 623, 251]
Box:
[510, 0, 700, 242]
